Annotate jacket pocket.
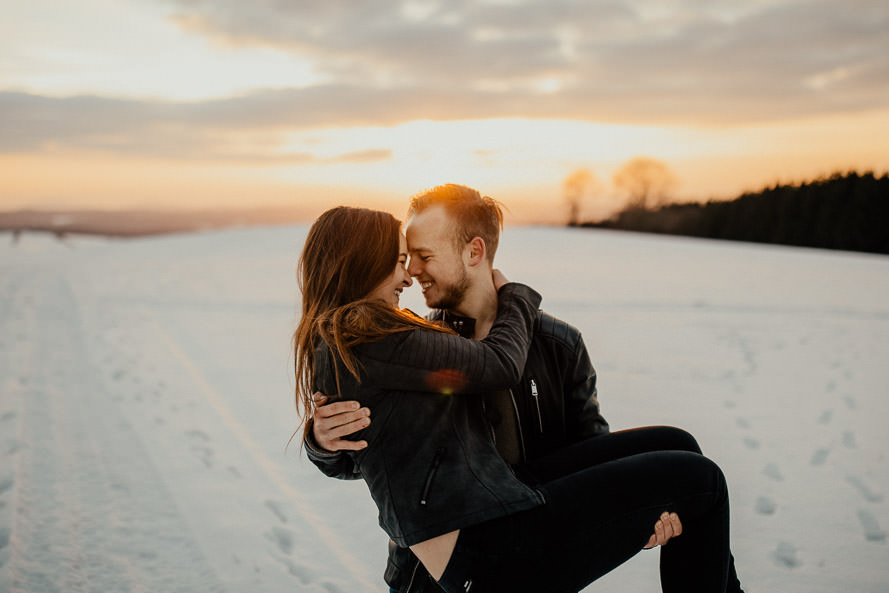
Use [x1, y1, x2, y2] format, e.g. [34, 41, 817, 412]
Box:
[419, 447, 446, 506]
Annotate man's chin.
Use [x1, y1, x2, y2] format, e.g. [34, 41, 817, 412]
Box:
[422, 292, 443, 309]
[424, 282, 468, 311]
[426, 296, 460, 311]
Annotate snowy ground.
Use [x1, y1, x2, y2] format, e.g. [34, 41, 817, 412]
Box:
[1, 225, 887, 593]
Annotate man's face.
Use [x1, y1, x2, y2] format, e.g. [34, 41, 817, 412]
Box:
[405, 205, 470, 310]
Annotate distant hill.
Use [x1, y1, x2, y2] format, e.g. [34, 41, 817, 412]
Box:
[583, 171, 889, 255]
[0, 206, 312, 238]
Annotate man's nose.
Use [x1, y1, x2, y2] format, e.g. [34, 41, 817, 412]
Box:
[407, 258, 420, 277]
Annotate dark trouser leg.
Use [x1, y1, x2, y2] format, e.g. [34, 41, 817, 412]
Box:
[403, 428, 707, 593]
[516, 427, 741, 591]
[438, 450, 738, 593]
[516, 425, 702, 486]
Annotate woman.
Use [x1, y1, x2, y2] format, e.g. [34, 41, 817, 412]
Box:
[294, 206, 742, 593]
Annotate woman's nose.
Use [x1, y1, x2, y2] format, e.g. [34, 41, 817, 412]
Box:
[403, 272, 413, 287]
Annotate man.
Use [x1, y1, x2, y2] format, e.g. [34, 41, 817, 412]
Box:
[305, 184, 687, 593]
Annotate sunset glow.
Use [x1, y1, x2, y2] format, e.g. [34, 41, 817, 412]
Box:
[2, 0, 888, 223]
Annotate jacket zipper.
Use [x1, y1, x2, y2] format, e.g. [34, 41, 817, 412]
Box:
[530, 379, 543, 433]
[507, 389, 527, 462]
[420, 447, 445, 506]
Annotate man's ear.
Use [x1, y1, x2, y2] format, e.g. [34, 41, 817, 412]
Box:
[465, 237, 487, 267]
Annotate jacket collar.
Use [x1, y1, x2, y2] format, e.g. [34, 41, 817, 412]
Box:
[429, 309, 477, 339]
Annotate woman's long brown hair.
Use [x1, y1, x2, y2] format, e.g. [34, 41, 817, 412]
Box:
[293, 206, 450, 443]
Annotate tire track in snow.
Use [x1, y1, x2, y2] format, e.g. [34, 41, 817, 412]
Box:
[150, 319, 378, 590]
[2, 272, 223, 593]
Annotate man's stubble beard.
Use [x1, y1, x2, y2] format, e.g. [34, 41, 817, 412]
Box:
[429, 267, 471, 311]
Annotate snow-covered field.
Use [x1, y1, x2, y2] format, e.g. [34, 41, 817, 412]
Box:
[1, 225, 887, 593]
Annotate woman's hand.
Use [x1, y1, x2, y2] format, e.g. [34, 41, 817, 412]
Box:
[643, 512, 683, 549]
[492, 269, 509, 291]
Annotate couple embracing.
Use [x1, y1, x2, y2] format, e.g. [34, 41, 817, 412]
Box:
[293, 184, 743, 593]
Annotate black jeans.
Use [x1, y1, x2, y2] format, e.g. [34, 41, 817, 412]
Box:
[436, 428, 742, 593]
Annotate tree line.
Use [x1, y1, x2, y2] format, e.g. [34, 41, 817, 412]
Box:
[577, 170, 889, 255]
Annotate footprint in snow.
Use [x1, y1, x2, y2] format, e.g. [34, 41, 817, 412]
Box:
[742, 437, 760, 450]
[0, 476, 13, 496]
[763, 463, 784, 482]
[185, 430, 214, 467]
[772, 541, 801, 568]
[194, 447, 214, 468]
[318, 578, 348, 593]
[857, 510, 887, 543]
[817, 409, 833, 424]
[267, 526, 294, 555]
[810, 449, 829, 466]
[265, 500, 287, 524]
[279, 556, 314, 585]
[755, 496, 777, 515]
[846, 476, 883, 503]
[842, 431, 857, 448]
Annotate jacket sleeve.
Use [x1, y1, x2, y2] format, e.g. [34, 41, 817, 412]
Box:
[355, 283, 541, 395]
[565, 332, 610, 440]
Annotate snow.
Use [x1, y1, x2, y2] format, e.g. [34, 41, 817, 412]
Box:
[1, 225, 887, 592]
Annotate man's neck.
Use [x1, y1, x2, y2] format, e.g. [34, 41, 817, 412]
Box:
[448, 276, 499, 340]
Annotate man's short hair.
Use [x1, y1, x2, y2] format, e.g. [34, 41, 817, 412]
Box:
[407, 184, 504, 262]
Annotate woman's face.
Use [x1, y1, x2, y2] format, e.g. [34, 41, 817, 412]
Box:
[368, 233, 413, 307]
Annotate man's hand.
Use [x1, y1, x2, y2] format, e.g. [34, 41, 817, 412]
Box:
[311, 393, 371, 452]
[643, 512, 683, 549]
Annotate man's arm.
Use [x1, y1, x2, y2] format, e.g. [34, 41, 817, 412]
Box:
[565, 331, 609, 440]
[355, 283, 540, 395]
[303, 395, 368, 480]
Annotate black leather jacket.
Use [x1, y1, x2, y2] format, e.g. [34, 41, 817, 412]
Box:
[306, 286, 609, 591]
[310, 283, 546, 547]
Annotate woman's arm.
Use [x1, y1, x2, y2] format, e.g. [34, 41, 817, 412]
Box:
[354, 283, 541, 394]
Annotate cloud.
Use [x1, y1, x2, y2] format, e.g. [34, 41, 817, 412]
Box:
[156, 0, 889, 122]
[0, 90, 393, 161]
[2, 0, 887, 156]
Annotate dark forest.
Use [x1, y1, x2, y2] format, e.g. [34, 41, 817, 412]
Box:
[584, 171, 889, 255]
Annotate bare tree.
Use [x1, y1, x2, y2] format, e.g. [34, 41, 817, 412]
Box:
[562, 169, 596, 225]
[612, 157, 678, 210]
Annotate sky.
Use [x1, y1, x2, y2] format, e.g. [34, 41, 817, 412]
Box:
[1, 0, 888, 223]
